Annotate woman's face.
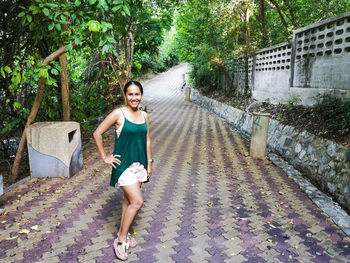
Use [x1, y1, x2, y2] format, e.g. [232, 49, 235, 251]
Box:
[125, 85, 143, 110]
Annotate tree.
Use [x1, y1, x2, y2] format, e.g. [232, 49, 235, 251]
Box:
[3, 0, 129, 182]
[173, 0, 350, 95]
[1, 0, 178, 183]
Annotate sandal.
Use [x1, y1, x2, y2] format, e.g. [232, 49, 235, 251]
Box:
[117, 232, 137, 248]
[113, 239, 129, 261]
[127, 232, 137, 248]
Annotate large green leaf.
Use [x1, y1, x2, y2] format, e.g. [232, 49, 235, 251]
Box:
[87, 20, 101, 32]
[42, 8, 49, 16]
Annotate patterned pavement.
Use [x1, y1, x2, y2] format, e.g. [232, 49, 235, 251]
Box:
[0, 64, 350, 263]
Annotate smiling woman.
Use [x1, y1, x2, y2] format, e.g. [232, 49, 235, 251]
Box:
[93, 80, 152, 261]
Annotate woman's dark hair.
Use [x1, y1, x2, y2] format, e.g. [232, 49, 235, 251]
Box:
[123, 80, 143, 95]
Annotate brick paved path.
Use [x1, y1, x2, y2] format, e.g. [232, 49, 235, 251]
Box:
[1, 64, 349, 263]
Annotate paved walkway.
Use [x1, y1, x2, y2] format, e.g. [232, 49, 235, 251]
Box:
[0, 64, 349, 263]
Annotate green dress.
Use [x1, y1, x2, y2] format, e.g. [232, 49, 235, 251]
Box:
[110, 112, 148, 187]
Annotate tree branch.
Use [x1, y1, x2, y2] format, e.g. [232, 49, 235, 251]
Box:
[266, 0, 289, 30]
[10, 11, 102, 183]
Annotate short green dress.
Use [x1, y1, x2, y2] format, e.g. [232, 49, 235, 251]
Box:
[110, 110, 148, 187]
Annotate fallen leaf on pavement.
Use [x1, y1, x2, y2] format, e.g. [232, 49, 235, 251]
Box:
[18, 229, 30, 234]
[6, 236, 18, 240]
[30, 225, 39, 231]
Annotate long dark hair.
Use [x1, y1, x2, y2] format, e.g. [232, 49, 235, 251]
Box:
[123, 80, 143, 95]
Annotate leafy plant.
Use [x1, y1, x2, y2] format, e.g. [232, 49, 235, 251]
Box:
[277, 113, 283, 120]
[285, 96, 301, 106]
[314, 95, 350, 132]
[263, 98, 271, 105]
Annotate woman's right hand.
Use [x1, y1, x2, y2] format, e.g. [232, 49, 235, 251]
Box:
[103, 154, 121, 168]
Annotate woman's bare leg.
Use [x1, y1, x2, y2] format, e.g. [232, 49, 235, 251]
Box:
[118, 182, 143, 242]
[118, 195, 129, 236]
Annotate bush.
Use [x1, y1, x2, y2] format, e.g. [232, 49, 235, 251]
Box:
[314, 95, 350, 132]
[133, 51, 180, 76]
[162, 51, 180, 68]
[190, 45, 220, 93]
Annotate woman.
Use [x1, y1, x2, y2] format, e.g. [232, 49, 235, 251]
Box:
[93, 80, 152, 261]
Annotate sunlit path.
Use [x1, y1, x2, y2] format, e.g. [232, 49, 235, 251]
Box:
[0, 64, 349, 263]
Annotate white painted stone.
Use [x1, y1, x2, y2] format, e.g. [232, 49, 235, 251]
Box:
[295, 143, 302, 153]
[299, 150, 306, 160]
[0, 175, 3, 196]
[327, 142, 337, 157]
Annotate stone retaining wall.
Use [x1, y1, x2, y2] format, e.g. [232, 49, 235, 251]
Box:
[188, 87, 350, 211]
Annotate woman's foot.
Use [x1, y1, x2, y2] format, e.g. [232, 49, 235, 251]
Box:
[117, 232, 137, 248]
[127, 232, 137, 248]
[113, 239, 128, 261]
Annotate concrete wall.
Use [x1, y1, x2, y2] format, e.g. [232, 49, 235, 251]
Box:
[221, 11, 350, 106]
[188, 87, 350, 211]
[230, 57, 252, 96]
[290, 12, 350, 104]
[253, 42, 292, 103]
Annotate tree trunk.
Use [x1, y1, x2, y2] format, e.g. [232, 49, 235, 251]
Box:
[60, 22, 70, 121]
[109, 31, 135, 104]
[9, 11, 102, 183]
[59, 52, 70, 121]
[259, 0, 269, 47]
[10, 78, 46, 183]
[10, 47, 68, 183]
[244, 3, 251, 97]
[267, 0, 289, 30]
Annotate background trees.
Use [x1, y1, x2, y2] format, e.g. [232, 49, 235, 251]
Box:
[2, 0, 349, 185]
[0, 0, 179, 183]
[172, 0, 350, 95]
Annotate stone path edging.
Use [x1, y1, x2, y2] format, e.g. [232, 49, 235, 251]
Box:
[268, 153, 350, 236]
[186, 86, 350, 237]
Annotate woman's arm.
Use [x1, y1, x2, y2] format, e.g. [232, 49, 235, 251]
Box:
[93, 109, 121, 168]
[144, 112, 152, 178]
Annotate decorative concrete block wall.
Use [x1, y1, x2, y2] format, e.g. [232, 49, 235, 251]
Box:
[26, 122, 83, 178]
[217, 11, 350, 106]
[291, 12, 350, 104]
[252, 42, 292, 103]
[189, 87, 350, 211]
[232, 56, 254, 96]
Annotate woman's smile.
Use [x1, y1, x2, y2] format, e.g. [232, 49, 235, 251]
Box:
[126, 85, 143, 109]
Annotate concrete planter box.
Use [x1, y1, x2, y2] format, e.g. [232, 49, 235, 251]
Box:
[26, 122, 83, 178]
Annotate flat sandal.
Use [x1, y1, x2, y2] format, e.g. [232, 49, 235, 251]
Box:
[113, 239, 129, 261]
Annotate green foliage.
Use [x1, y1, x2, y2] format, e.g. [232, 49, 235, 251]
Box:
[173, 0, 350, 97]
[190, 44, 220, 92]
[314, 95, 350, 132]
[285, 96, 301, 106]
[162, 51, 179, 68]
[132, 48, 179, 77]
[1, 0, 178, 143]
[132, 25, 180, 76]
[263, 98, 271, 105]
[70, 84, 109, 131]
